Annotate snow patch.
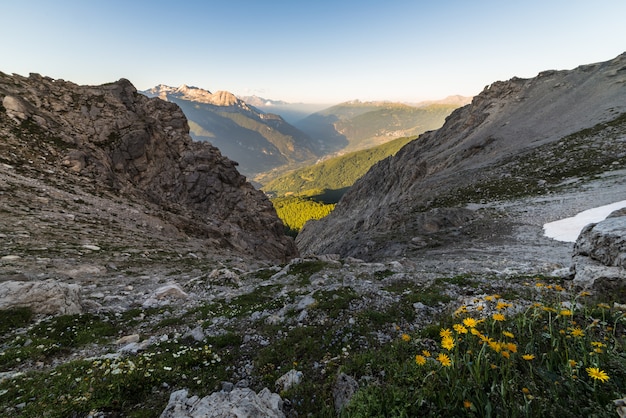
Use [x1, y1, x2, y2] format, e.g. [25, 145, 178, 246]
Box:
[543, 200, 626, 242]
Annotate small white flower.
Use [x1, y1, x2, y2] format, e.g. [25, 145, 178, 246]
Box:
[163, 366, 172, 371]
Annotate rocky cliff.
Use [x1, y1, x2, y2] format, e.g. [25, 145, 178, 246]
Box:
[0, 72, 297, 262]
[297, 53, 626, 259]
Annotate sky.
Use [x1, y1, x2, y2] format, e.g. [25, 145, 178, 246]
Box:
[1, 0, 625, 104]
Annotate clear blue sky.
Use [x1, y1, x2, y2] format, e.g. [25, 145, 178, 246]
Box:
[1, 0, 625, 103]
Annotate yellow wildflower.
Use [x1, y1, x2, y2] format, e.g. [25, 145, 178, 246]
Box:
[453, 324, 468, 334]
[522, 354, 535, 361]
[559, 309, 573, 317]
[579, 291, 591, 297]
[586, 367, 609, 383]
[554, 285, 565, 291]
[506, 342, 517, 353]
[454, 305, 468, 316]
[568, 359, 577, 367]
[591, 341, 606, 348]
[485, 295, 495, 301]
[521, 387, 530, 394]
[488, 341, 502, 353]
[501, 350, 510, 359]
[463, 400, 472, 409]
[598, 303, 611, 310]
[496, 301, 511, 310]
[440, 328, 453, 338]
[401, 333, 411, 342]
[422, 350, 431, 357]
[462, 317, 478, 328]
[569, 327, 584, 338]
[492, 313, 506, 322]
[437, 353, 451, 367]
[502, 331, 514, 338]
[415, 355, 426, 366]
[441, 336, 455, 351]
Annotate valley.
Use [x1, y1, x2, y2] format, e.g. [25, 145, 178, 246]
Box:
[1, 53, 626, 417]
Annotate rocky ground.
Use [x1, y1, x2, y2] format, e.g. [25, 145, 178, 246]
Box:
[1, 160, 625, 416]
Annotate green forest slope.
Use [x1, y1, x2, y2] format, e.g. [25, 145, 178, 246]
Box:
[264, 135, 416, 197]
[266, 136, 417, 234]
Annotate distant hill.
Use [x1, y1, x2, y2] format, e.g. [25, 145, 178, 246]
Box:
[294, 100, 466, 154]
[263, 135, 416, 198]
[141, 85, 317, 177]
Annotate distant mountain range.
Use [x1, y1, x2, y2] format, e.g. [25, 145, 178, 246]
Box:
[293, 99, 468, 155]
[237, 96, 329, 124]
[142, 86, 467, 182]
[141, 85, 317, 178]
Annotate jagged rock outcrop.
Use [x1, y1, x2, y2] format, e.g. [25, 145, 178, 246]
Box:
[159, 388, 285, 418]
[0, 72, 297, 262]
[571, 208, 626, 291]
[297, 52, 626, 260]
[0, 280, 82, 314]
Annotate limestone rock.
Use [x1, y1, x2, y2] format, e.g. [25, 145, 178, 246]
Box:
[155, 283, 189, 300]
[571, 209, 626, 292]
[275, 369, 303, 392]
[0, 72, 297, 262]
[333, 372, 359, 414]
[2, 95, 30, 122]
[115, 334, 140, 345]
[0, 279, 82, 315]
[159, 387, 285, 418]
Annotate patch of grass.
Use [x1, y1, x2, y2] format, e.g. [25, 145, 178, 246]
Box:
[340, 286, 626, 417]
[373, 269, 394, 280]
[29, 313, 118, 348]
[313, 288, 359, 318]
[289, 260, 329, 277]
[0, 307, 34, 335]
[0, 339, 229, 417]
[186, 286, 287, 321]
[435, 274, 477, 287]
[0, 313, 119, 371]
[253, 268, 279, 281]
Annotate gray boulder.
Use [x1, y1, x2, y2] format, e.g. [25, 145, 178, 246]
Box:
[333, 372, 359, 414]
[159, 388, 285, 418]
[571, 208, 626, 292]
[0, 279, 82, 315]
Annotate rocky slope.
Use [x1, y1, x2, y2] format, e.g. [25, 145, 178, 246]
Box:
[142, 85, 317, 178]
[1, 60, 626, 417]
[297, 52, 626, 260]
[0, 72, 297, 263]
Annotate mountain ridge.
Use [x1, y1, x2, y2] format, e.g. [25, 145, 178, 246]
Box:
[0, 72, 297, 262]
[141, 85, 317, 178]
[297, 52, 626, 260]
